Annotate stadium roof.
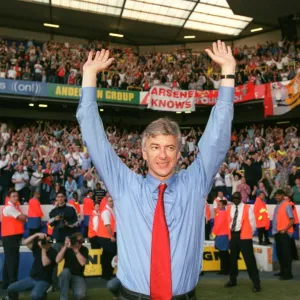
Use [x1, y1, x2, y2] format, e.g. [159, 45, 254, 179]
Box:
[1, 0, 299, 45]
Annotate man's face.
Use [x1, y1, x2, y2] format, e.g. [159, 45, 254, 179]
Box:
[142, 134, 180, 182]
[10, 192, 19, 204]
[275, 194, 284, 202]
[232, 196, 241, 206]
[17, 165, 23, 173]
[107, 197, 114, 208]
[259, 193, 265, 201]
[296, 179, 300, 186]
[217, 192, 223, 199]
[56, 193, 65, 205]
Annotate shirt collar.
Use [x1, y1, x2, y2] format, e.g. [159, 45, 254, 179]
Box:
[145, 172, 176, 193]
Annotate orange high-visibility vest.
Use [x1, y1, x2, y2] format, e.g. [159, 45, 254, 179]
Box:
[100, 197, 107, 212]
[83, 197, 94, 216]
[276, 201, 294, 234]
[254, 197, 270, 230]
[229, 204, 253, 240]
[1, 203, 24, 237]
[47, 222, 53, 236]
[68, 199, 80, 216]
[205, 203, 211, 221]
[28, 198, 43, 218]
[212, 209, 230, 237]
[97, 208, 116, 238]
[289, 201, 299, 225]
[88, 210, 100, 238]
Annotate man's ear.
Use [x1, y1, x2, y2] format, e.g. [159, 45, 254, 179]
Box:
[142, 149, 148, 161]
[176, 151, 181, 160]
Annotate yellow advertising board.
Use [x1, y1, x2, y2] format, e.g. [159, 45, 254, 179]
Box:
[202, 246, 246, 271]
[58, 246, 248, 277]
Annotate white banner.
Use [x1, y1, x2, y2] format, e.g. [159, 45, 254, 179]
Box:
[146, 86, 196, 112]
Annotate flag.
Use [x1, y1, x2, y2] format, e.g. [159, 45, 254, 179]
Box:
[264, 75, 300, 117]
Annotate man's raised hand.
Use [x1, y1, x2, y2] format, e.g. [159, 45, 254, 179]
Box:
[205, 40, 236, 72]
[83, 49, 114, 75]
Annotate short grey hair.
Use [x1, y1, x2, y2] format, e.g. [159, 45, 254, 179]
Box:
[141, 118, 182, 150]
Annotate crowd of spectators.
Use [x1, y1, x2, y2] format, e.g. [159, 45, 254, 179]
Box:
[0, 38, 300, 91]
[0, 120, 299, 206]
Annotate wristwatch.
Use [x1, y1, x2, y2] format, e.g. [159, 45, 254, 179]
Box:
[220, 74, 235, 79]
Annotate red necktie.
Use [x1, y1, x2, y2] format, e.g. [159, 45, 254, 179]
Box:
[150, 183, 172, 300]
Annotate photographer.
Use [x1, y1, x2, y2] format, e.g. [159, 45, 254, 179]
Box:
[7, 233, 57, 300]
[48, 191, 79, 244]
[56, 233, 88, 300]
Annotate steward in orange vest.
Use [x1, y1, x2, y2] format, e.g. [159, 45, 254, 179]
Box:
[98, 196, 116, 280]
[205, 199, 211, 240]
[1, 189, 27, 290]
[83, 190, 94, 238]
[88, 202, 101, 249]
[212, 199, 230, 275]
[273, 190, 295, 280]
[27, 191, 43, 236]
[68, 192, 81, 217]
[254, 192, 271, 245]
[225, 192, 261, 293]
[286, 196, 299, 261]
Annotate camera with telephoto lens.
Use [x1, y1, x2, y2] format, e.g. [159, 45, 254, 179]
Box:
[37, 236, 53, 245]
[58, 213, 65, 229]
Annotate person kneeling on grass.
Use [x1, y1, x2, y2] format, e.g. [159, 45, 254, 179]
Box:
[56, 233, 89, 300]
[6, 233, 57, 300]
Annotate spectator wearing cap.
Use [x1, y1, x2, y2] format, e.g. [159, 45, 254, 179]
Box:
[272, 190, 294, 280]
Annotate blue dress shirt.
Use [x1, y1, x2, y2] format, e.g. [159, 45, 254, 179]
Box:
[76, 86, 234, 295]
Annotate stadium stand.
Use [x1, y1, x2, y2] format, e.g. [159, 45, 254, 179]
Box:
[0, 38, 299, 91]
[1, 121, 299, 205]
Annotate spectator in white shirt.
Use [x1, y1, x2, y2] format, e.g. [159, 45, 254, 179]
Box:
[224, 168, 234, 197]
[215, 169, 226, 194]
[7, 66, 16, 80]
[12, 165, 29, 203]
[29, 165, 43, 194]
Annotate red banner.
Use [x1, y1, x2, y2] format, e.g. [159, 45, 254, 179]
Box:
[140, 83, 265, 109]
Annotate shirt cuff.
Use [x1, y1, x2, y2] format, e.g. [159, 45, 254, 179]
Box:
[80, 87, 97, 103]
[218, 86, 234, 103]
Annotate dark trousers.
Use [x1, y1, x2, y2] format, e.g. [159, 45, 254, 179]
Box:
[90, 237, 99, 249]
[257, 227, 270, 244]
[275, 233, 293, 277]
[2, 234, 22, 289]
[229, 232, 260, 286]
[29, 228, 41, 236]
[205, 221, 210, 240]
[97, 237, 117, 280]
[219, 251, 230, 274]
